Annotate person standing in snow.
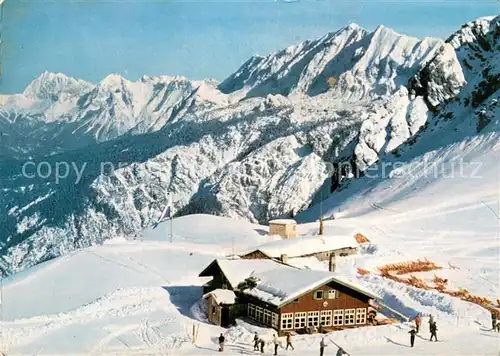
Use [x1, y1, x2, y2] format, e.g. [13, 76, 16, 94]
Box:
[408, 328, 417, 347]
[259, 338, 265, 353]
[491, 312, 497, 330]
[273, 334, 279, 355]
[254, 332, 260, 351]
[428, 315, 434, 332]
[218, 333, 225, 352]
[320, 337, 327, 356]
[286, 333, 294, 350]
[496, 320, 500, 332]
[414, 314, 421, 333]
[429, 321, 438, 341]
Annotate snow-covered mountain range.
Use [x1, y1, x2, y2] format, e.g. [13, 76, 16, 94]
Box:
[0, 72, 225, 156]
[0, 16, 498, 274]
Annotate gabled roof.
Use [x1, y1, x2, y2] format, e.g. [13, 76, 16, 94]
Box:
[240, 234, 358, 258]
[239, 249, 273, 259]
[203, 289, 236, 305]
[198, 258, 291, 289]
[199, 258, 378, 308]
[218, 259, 297, 289]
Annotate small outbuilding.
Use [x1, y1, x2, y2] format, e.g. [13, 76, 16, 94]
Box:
[268, 219, 297, 239]
[239, 233, 359, 267]
[203, 289, 237, 327]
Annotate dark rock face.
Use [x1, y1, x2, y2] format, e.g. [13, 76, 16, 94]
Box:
[407, 44, 466, 110]
[408, 16, 499, 111]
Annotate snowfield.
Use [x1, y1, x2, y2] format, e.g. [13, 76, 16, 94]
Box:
[0, 209, 498, 355]
[0, 14, 499, 356]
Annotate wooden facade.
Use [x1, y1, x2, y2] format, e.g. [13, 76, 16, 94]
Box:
[240, 250, 272, 260]
[205, 294, 232, 327]
[308, 247, 357, 261]
[202, 267, 232, 294]
[240, 280, 370, 335]
[277, 281, 370, 333]
[199, 260, 372, 335]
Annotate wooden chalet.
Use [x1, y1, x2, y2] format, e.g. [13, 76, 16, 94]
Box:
[199, 259, 378, 335]
[239, 234, 359, 265]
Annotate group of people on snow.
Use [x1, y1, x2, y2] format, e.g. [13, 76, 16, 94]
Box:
[219, 331, 346, 355]
[252, 331, 280, 354]
[408, 314, 438, 347]
[217, 310, 500, 354]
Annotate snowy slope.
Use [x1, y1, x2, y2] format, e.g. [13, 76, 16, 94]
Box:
[0, 208, 498, 355]
[0, 16, 498, 275]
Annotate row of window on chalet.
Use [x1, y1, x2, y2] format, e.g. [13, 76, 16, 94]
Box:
[248, 304, 367, 330]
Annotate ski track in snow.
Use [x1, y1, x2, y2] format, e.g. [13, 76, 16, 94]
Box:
[2, 286, 187, 355]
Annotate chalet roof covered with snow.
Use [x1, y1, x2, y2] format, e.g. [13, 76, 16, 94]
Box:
[203, 289, 236, 305]
[241, 234, 358, 258]
[199, 259, 378, 307]
[214, 259, 291, 288]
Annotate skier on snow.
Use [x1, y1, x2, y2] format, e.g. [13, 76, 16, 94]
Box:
[408, 328, 417, 347]
[273, 334, 279, 355]
[259, 338, 265, 353]
[320, 337, 327, 356]
[414, 314, 421, 333]
[491, 312, 497, 330]
[218, 333, 225, 352]
[429, 321, 438, 341]
[286, 332, 294, 350]
[336, 346, 348, 356]
[254, 332, 259, 351]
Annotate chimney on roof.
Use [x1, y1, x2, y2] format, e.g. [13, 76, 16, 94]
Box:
[280, 254, 288, 264]
[329, 253, 336, 272]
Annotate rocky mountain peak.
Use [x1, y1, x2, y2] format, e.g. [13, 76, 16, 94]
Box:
[23, 71, 93, 101]
[408, 15, 498, 110]
[99, 73, 127, 88]
[446, 16, 498, 50]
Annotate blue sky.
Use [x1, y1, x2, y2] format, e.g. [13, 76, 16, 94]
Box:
[1, 0, 498, 94]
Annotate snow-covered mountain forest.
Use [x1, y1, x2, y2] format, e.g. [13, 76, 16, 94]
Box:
[0, 16, 498, 275]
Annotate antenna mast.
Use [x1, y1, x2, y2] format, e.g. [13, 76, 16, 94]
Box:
[170, 215, 173, 243]
[319, 187, 324, 235]
[320, 188, 323, 217]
